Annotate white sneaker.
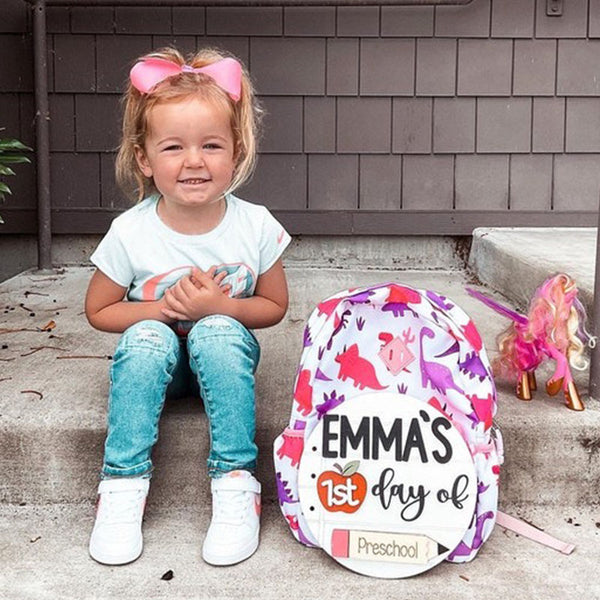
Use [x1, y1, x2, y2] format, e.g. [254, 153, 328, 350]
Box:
[202, 470, 261, 566]
[89, 477, 149, 565]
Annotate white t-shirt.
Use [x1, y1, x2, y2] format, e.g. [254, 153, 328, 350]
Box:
[90, 194, 291, 330]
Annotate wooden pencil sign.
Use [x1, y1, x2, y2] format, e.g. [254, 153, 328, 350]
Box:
[298, 393, 477, 578]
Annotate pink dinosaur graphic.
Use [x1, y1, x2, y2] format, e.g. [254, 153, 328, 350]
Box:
[335, 344, 387, 390]
[294, 369, 313, 416]
[317, 296, 344, 318]
[467, 393, 494, 430]
[462, 320, 483, 352]
[276, 431, 304, 467]
[382, 285, 421, 318]
[419, 327, 464, 395]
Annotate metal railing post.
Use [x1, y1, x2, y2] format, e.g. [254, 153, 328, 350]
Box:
[588, 199, 600, 399]
[31, 0, 52, 271]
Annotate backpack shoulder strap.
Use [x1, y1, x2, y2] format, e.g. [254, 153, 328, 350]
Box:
[496, 511, 575, 555]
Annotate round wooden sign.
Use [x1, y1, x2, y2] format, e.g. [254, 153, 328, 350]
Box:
[297, 393, 477, 578]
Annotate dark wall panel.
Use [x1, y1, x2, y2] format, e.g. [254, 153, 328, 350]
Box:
[554, 155, 600, 211]
[54, 35, 96, 93]
[2, 0, 600, 236]
[359, 155, 402, 210]
[433, 98, 475, 153]
[71, 7, 115, 34]
[381, 6, 434, 37]
[206, 7, 282, 36]
[513, 40, 556, 96]
[308, 155, 358, 210]
[240, 154, 307, 210]
[510, 155, 553, 211]
[251, 38, 326, 95]
[393, 98, 432, 154]
[491, 0, 535, 38]
[284, 6, 335, 36]
[326, 39, 359, 96]
[402, 155, 453, 210]
[338, 98, 392, 153]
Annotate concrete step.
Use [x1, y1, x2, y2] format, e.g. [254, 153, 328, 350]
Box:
[2, 502, 599, 600]
[1, 266, 598, 509]
[469, 227, 596, 312]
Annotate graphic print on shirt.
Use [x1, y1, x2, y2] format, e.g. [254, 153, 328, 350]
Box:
[140, 262, 257, 301]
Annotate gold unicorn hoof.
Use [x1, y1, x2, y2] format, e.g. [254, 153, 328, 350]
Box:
[565, 381, 585, 411]
[516, 372, 532, 401]
[546, 377, 564, 397]
[527, 371, 537, 391]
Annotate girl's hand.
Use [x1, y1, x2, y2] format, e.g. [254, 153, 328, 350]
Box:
[161, 267, 230, 321]
[190, 265, 232, 297]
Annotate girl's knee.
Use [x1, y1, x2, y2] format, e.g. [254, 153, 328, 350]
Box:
[187, 315, 259, 365]
[189, 315, 246, 338]
[116, 320, 179, 359]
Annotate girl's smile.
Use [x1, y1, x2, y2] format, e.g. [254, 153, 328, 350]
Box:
[134, 95, 236, 233]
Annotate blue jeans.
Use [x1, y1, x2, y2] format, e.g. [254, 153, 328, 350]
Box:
[102, 316, 260, 479]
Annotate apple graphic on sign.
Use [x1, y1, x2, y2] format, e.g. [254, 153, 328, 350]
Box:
[317, 461, 367, 513]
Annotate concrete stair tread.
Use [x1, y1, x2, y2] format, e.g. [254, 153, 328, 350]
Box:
[470, 227, 596, 310]
[0, 266, 594, 423]
[3, 502, 599, 600]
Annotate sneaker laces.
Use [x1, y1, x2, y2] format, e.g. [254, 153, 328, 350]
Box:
[212, 489, 251, 525]
[98, 488, 146, 526]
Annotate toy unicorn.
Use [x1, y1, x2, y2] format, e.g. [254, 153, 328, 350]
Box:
[467, 273, 595, 411]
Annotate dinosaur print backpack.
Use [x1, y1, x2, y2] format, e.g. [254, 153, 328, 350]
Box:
[273, 282, 503, 564]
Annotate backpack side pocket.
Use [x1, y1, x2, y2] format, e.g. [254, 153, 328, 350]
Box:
[274, 428, 319, 547]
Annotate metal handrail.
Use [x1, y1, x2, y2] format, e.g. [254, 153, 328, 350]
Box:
[28, 0, 473, 5]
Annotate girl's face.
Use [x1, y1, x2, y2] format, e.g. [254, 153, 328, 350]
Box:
[135, 95, 236, 215]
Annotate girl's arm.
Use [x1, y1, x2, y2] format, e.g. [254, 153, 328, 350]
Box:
[162, 259, 289, 330]
[85, 269, 174, 333]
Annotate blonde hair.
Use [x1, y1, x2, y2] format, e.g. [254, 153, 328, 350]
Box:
[115, 47, 262, 202]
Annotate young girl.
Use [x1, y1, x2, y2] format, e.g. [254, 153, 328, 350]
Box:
[85, 47, 291, 567]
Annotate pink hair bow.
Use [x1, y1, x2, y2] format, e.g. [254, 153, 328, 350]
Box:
[130, 57, 242, 102]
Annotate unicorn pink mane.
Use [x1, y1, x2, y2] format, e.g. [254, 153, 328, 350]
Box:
[494, 274, 593, 382]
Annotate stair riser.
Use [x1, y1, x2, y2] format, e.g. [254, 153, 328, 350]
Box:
[2, 419, 598, 508]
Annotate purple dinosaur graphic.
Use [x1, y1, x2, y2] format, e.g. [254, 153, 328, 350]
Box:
[459, 351, 488, 381]
[448, 511, 495, 559]
[419, 327, 464, 395]
[303, 324, 312, 348]
[347, 290, 375, 305]
[276, 471, 295, 504]
[427, 290, 454, 312]
[326, 309, 351, 350]
[316, 390, 345, 419]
